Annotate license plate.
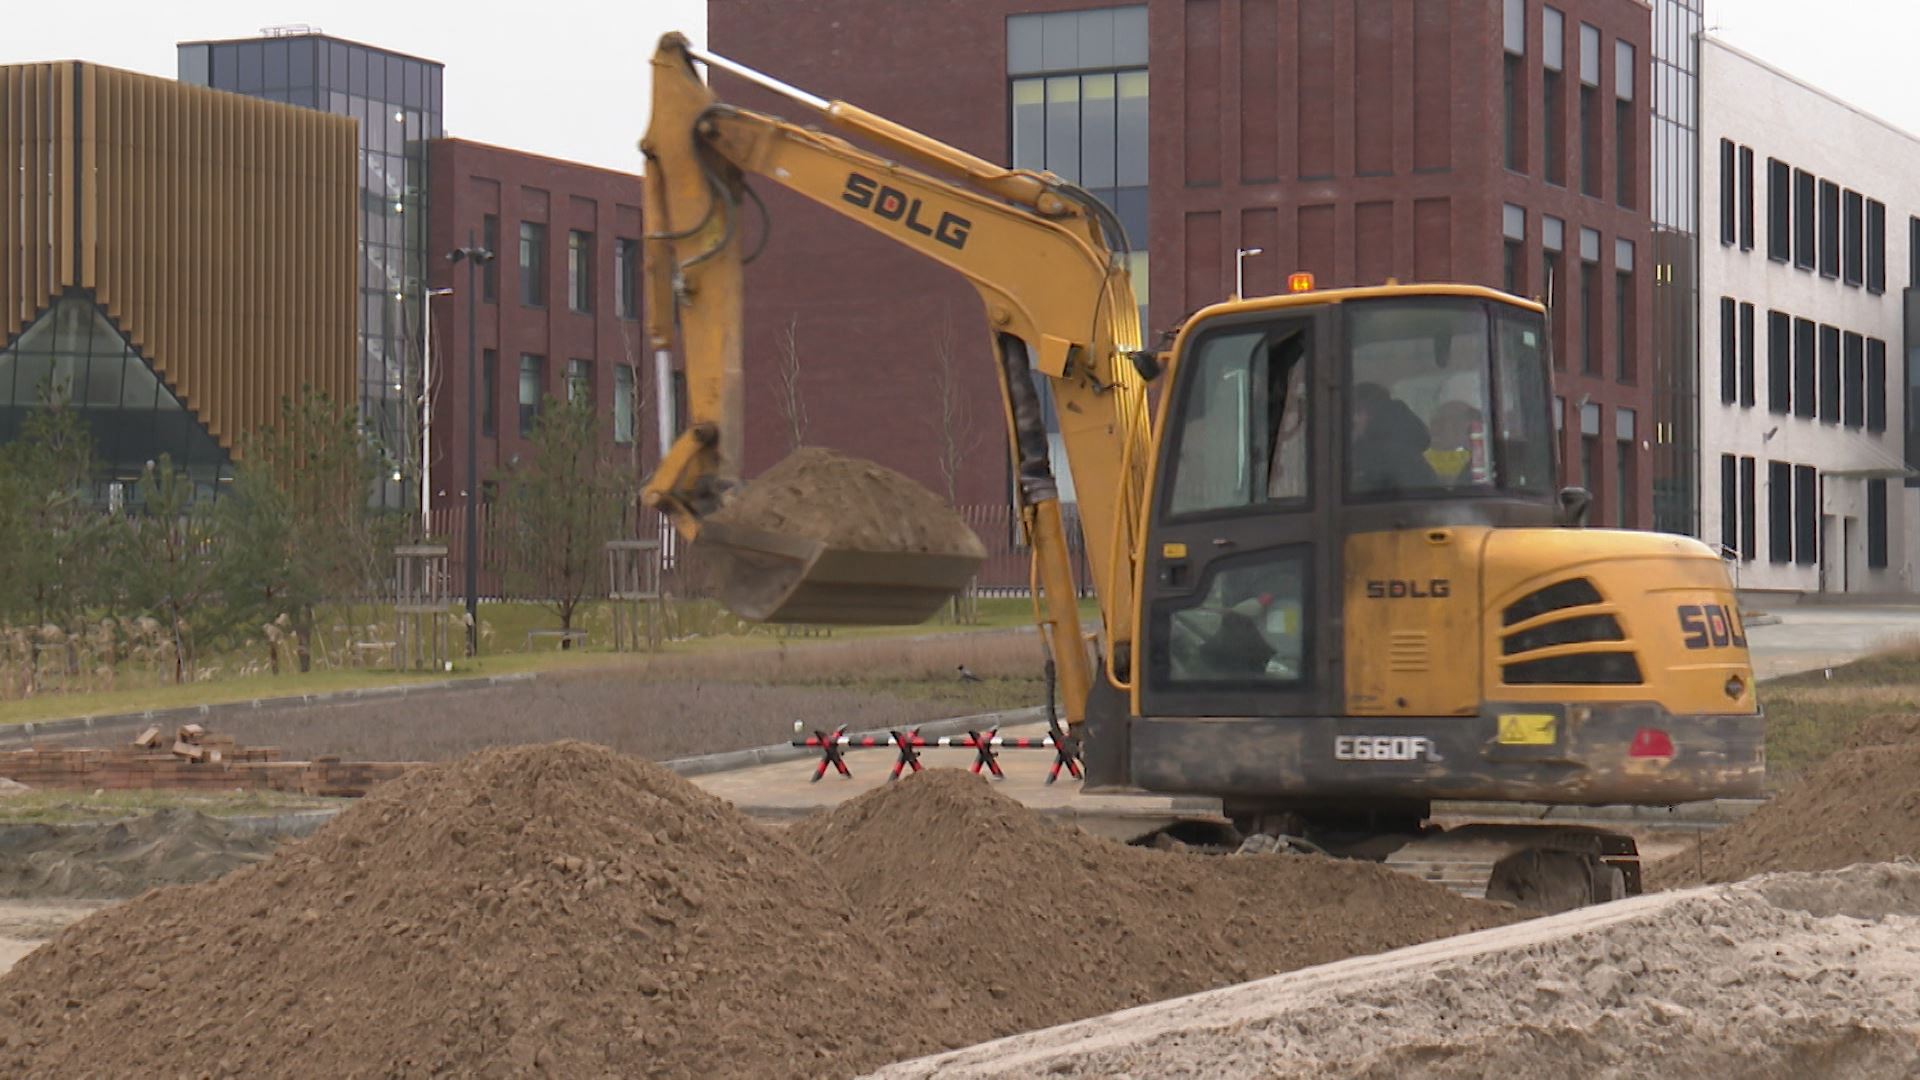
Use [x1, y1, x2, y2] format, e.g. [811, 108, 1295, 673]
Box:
[1497, 713, 1557, 745]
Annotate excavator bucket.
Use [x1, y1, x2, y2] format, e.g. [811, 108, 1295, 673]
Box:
[691, 448, 987, 625]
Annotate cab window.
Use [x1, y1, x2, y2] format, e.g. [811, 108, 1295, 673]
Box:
[1165, 322, 1312, 516]
[1347, 301, 1495, 498]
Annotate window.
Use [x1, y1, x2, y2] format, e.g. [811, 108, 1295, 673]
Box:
[1794, 465, 1817, 567]
[1543, 216, 1565, 370]
[1793, 318, 1815, 419]
[1503, 204, 1527, 295]
[1543, 7, 1565, 187]
[1615, 407, 1635, 528]
[1768, 310, 1791, 414]
[615, 238, 639, 319]
[1844, 332, 1865, 429]
[1344, 300, 1549, 499]
[1615, 41, 1635, 209]
[567, 358, 592, 405]
[1794, 169, 1815, 270]
[1580, 83, 1600, 196]
[1819, 180, 1840, 278]
[1740, 457, 1757, 563]
[1739, 302, 1756, 407]
[518, 353, 544, 435]
[1768, 460, 1792, 564]
[519, 222, 546, 307]
[1767, 158, 1791, 262]
[568, 230, 593, 314]
[613, 365, 636, 445]
[481, 349, 497, 437]
[1580, 431, 1601, 516]
[1007, 8, 1149, 322]
[1738, 146, 1754, 250]
[1504, 52, 1526, 172]
[1844, 190, 1864, 286]
[1718, 139, 1735, 245]
[1866, 199, 1886, 293]
[1720, 455, 1738, 554]
[1819, 325, 1840, 424]
[1579, 230, 1600, 376]
[1868, 478, 1889, 569]
[1543, 69, 1566, 187]
[1614, 239, 1634, 383]
[1718, 297, 1735, 404]
[481, 215, 499, 302]
[1161, 548, 1309, 688]
[1167, 320, 1312, 514]
[1867, 337, 1887, 432]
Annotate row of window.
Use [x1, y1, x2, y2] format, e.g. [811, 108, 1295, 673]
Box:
[1715, 298, 1888, 430]
[1501, 206, 1636, 383]
[478, 214, 640, 319]
[1503, 0, 1636, 207]
[1719, 456, 1889, 570]
[1731, 145, 1889, 292]
[1552, 397, 1637, 529]
[477, 351, 639, 444]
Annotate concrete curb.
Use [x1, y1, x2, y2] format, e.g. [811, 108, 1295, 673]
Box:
[660, 706, 1051, 778]
[0, 673, 538, 744]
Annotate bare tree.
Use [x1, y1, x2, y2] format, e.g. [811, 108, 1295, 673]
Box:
[930, 302, 981, 505]
[775, 313, 809, 450]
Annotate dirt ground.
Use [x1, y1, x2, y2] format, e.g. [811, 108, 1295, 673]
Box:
[0, 746, 1513, 1078]
[0, 900, 103, 974]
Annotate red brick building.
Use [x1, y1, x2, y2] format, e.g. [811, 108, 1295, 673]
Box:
[709, 0, 1655, 524]
[425, 139, 649, 508]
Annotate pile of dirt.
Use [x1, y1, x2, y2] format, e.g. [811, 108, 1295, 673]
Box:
[710, 447, 985, 557]
[803, 769, 1521, 1036]
[1650, 712, 1920, 889]
[868, 862, 1920, 1079]
[0, 742, 979, 1078]
[0, 809, 275, 899]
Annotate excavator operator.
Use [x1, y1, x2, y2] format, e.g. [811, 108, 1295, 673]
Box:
[1351, 382, 1437, 493]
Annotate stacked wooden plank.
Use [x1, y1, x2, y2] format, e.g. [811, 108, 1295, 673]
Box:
[0, 725, 418, 798]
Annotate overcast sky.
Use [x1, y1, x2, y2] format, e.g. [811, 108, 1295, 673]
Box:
[4, 0, 1917, 174]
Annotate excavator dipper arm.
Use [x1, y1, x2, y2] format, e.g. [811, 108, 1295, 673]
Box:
[640, 33, 1153, 723]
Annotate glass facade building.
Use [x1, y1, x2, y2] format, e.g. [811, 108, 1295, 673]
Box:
[0, 294, 230, 499]
[181, 32, 446, 508]
[1649, 0, 1702, 535]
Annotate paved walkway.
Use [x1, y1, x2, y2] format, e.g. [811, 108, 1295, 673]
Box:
[1744, 604, 1920, 679]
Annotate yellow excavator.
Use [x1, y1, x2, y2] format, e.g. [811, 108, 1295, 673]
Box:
[640, 34, 1763, 909]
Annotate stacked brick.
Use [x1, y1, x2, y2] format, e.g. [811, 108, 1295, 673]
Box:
[0, 725, 416, 797]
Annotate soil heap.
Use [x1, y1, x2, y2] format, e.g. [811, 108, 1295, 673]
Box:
[867, 861, 1920, 1080]
[0, 742, 980, 1079]
[709, 447, 985, 558]
[803, 769, 1520, 1036]
[0, 809, 275, 899]
[1650, 712, 1920, 888]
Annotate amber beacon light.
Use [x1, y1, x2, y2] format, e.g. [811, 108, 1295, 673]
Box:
[1288, 271, 1316, 293]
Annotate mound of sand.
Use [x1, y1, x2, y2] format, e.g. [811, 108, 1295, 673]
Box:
[710, 447, 984, 557]
[0, 743, 977, 1079]
[803, 769, 1520, 1034]
[0, 809, 274, 899]
[870, 862, 1920, 1080]
[1650, 714, 1920, 889]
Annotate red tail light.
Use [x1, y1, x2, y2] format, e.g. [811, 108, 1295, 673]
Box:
[1629, 728, 1675, 758]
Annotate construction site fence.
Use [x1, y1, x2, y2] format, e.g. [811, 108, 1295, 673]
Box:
[424, 502, 1094, 604]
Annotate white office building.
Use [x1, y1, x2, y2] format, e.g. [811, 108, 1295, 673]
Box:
[1698, 36, 1916, 595]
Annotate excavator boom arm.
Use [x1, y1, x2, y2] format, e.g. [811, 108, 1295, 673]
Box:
[640, 34, 1153, 720]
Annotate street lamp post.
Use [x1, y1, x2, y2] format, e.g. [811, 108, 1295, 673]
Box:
[420, 286, 453, 539]
[448, 233, 494, 658]
[1235, 246, 1265, 300]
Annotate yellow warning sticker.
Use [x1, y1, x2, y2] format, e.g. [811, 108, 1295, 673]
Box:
[1162, 542, 1188, 559]
[1497, 713, 1558, 745]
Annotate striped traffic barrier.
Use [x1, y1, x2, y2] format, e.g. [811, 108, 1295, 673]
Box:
[795, 719, 1082, 784]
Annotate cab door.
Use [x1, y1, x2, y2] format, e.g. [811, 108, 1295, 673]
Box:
[1137, 306, 1341, 720]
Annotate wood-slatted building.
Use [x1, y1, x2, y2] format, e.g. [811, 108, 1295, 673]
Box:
[0, 61, 356, 494]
